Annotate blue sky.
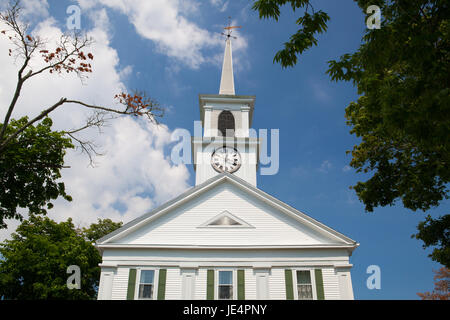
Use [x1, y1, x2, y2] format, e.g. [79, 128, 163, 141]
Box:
[1, 0, 448, 299]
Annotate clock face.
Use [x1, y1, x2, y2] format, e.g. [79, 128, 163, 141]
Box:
[211, 147, 241, 173]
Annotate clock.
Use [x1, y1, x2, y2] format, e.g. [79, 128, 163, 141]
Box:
[211, 147, 241, 173]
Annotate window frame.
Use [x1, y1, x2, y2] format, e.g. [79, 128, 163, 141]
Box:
[215, 269, 236, 300]
[293, 268, 317, 300]
[135, 268, 159, 300]
[217, 110, 235, 137]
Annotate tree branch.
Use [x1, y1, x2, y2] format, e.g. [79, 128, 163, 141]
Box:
[0, 98, 67, 153]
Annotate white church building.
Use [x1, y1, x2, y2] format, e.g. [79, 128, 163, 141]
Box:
[96, 33, 359, 300]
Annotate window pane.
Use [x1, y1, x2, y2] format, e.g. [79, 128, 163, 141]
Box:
[298, 284, 313, 300]
[296, 271, 311, 285]
[219, 285, 233, 300]
[139, 284, 153, 299]
[209, 216, 241, 226]
[140, 270, 154, 284]
[219, 271, 233, 284]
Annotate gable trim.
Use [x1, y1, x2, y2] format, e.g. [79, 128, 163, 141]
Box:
[96, 173, 358, 247]
[96, 243, 357, 250]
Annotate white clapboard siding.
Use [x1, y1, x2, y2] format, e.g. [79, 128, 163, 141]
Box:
[117, 184, 336, 246]
[269, 268, 286, 300]
[165, 268, 182, 300]
[323, 268, 340, 299]
[111, 267, 129, 300]
[245, 269, 257, 300]
[196, 269, 207, 300]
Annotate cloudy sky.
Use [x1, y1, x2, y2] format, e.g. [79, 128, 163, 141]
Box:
[0, 0, 448, 299]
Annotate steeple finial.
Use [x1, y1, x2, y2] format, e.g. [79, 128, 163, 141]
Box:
[219, 18, 241, 95]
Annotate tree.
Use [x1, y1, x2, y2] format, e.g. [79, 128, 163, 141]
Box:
[253, 0, 449, 261]
[0, 117, 73, 229]
[0, 1, 163, 228]
[417, 267, 450, 300]
[81, 218, 123, 242]
[252, 0, 330, 68]
[413, 215, 450, 267]
[0, 215, 122, 300]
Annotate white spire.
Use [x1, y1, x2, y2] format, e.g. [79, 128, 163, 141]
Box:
[219, 38, 235, 95]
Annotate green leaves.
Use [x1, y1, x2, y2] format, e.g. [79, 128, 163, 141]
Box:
[325, 1, 450, 213]
[252, 0, 330, 67]
[81, 218, 123, 242]
[0, 117, 74, 229]
[0, 215, 122, 299]
[413, 215, 450, 267]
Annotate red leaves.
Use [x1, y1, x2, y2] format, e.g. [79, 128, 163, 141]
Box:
[40, 47, 93, 75]
[78, 51, 86, 60]
[26, 35, 32, 41]
[76, 51, 93, 62]
[417, 267, 450, 300]
[114, 92, 152, 117]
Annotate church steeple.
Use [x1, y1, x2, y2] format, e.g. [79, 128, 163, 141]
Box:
[193, 23, 257, 186]
[219, 38, 235, 95]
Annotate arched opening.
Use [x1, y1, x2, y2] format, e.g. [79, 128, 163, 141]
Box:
[218, 111, 235, 137]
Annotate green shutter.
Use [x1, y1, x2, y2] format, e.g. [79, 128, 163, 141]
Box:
[126, 268, 137, 300]
[206, 270, 215, 300]
[284, 269, 294, 300]
[237, 270, 245, 300]
[314, 269, 325, 300]
[157, 269, 167, 300]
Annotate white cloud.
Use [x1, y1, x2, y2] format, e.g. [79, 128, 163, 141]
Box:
[210, 0, 229, 12]
[76, 0, 219, 69]
[118, 65, 133, 80]
[310, 81, 332, 104]
[342, 165, 352, 173]
[0, 6, 190, 240]
[19, 0, 49, 21]
[75, 0, 247, 70]
[52, 118, 190, 225]
[318, 160, 333, 173]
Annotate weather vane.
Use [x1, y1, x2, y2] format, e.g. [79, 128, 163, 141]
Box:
[221, 16, 242, 40]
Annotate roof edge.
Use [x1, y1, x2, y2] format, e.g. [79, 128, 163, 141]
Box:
[96, 173, 358, 246]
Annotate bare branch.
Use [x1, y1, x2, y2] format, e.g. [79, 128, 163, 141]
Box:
[64, 111, 116, 135]
[65, 132, 103, 167]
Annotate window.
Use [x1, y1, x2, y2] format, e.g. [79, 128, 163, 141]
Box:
[199, 211, 254, 229]
[138, 270, 155, 299]
[296, 270, 313, 300]
[209, 215, 241, 226]
[218, 271, 233, 300]
[218, 111, 235, 137]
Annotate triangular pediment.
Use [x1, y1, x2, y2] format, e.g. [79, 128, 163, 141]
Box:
[199, 210, 253, 228]
[97, 173, 358, 249]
